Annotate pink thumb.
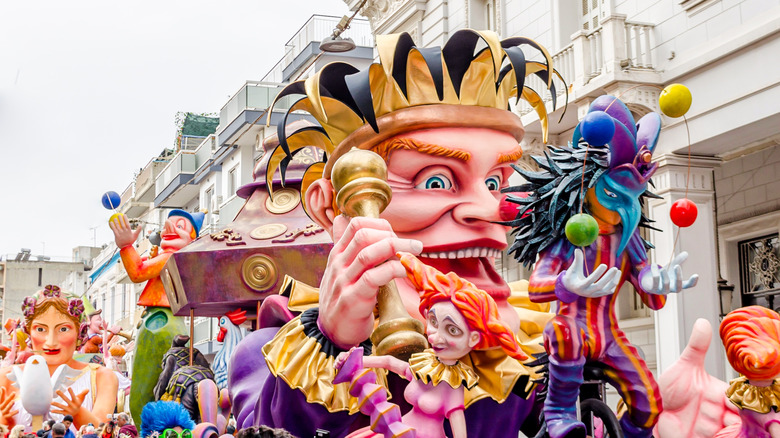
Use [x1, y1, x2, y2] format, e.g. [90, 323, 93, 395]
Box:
[331, 214, 350, 243]
[677, 318, 712, 367]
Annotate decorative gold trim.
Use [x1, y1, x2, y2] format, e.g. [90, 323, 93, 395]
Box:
[241, 254, 278, 292]
[250, 223, 288, 240]
[265, 188, 301, 214]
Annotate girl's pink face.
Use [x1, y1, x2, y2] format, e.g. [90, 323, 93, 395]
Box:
[425, 301, 480, 364]
[29, 306, 78, 366]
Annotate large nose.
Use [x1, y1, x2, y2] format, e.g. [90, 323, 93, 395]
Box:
[163, 219, 175, 234]
[45, 330, 58, 347]
[452, 183, 501, 225]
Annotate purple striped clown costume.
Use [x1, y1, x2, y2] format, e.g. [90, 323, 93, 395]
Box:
[506, 95, 698, 438]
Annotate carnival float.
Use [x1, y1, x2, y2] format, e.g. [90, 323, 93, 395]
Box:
[3, 24, 776, 438]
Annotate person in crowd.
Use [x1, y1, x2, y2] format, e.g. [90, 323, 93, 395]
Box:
[50, 425, 66, 438]
[81, 425, 97, 438]
[235, 427, 296, 438]
[138, 402, 194, 438]
[9, 425, 25, 438]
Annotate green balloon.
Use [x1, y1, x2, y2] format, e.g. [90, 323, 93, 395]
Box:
[565, 213, 599, 247]
[129, 307, 187, 425]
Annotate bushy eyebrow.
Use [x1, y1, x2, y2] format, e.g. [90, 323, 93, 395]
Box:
[497, 147, 524, 164]
[372, 137, 471, 162]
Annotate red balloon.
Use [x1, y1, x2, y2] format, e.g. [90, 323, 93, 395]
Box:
[670, 198, 698, 227]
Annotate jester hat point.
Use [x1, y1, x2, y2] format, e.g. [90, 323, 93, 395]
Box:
[265, 29, 567, 211]
[574, 95, 662, 254]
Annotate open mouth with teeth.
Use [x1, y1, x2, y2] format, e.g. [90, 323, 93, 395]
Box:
[417, 246, 510, 299]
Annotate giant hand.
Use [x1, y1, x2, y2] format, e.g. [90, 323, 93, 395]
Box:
[655, 318, 740, 438]
[560, 248, 622, 300]
[640, 251, 699, 295]
[317, 215, 422, 349]
[109, 214, 142, 249]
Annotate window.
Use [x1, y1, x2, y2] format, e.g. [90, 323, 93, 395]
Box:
[469, 0, 499, 33]
[738, 233, 780, 311]
[228, 167, 238, 197]
[581, 0, 605, 31]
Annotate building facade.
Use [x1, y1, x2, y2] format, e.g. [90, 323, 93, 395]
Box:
[344, 0, 780, 384]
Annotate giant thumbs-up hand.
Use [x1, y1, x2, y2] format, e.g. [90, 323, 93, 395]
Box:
[654, 318, 740, 438]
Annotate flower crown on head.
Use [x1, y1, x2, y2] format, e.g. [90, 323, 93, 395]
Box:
[21, 284, 85, 321]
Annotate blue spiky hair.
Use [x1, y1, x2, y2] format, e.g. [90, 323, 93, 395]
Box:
[140, 401, 195, 438]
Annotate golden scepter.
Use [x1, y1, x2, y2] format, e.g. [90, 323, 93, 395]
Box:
[331, 148, 428, 360]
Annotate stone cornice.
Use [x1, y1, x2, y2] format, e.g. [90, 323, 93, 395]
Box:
[347, 0, 426, 35]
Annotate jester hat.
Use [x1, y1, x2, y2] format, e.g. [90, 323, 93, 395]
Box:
[573, 95, 662, 255]
[264, 29, 567, 212]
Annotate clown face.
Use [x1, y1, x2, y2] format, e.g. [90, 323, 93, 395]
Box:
[29, 306, 79, 368]
[379, 127, 520, 326]
[160, 216, 196, 252]
[425, 301, 480, 365]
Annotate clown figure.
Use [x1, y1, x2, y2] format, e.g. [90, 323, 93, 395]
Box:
[506, 96, 698, 438]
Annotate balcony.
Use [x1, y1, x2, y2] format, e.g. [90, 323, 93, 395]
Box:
[216, 81, 295, 149]
[517, 14, 661, 137]
[118, 180, 150, 218]
[136, 157, 170, 203]
[154, 151, 199, 208]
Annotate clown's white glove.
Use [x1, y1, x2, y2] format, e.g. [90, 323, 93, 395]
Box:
[640, 251, 698, 295]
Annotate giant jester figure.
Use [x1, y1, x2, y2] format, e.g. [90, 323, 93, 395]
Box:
[506, 95, 699, 438]
[228, 30, 563, 437]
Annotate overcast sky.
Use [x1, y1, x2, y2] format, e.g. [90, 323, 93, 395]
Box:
[0, 0, 350, 259]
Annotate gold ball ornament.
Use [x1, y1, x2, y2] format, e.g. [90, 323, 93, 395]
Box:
[659, 84, 692, 118]
[109, 212, 124, 223]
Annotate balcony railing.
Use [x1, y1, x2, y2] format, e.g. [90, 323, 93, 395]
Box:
[516, 14, 656, 116]
[284, 15, 372, 68]
[218, 82, 296, 133]
[155, 152, 197, 196]
[120, 182, 134, 207]
[195, 135, 217, 169]
[136, 158, 170, 201]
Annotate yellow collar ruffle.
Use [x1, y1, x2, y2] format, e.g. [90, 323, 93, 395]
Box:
[408, 349, 479, 390]
[726, 376, 780, 414]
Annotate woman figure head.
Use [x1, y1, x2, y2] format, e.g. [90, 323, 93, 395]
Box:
[720, 305, 780, 381]
[22, 285, 85, 368]
[399, 252, 527, 362]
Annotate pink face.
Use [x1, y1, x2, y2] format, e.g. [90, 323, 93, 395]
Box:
[160, 216, 195, 252]
[88, 313, 104, 333]
[380, 127, 517, 308]
[425, 301, 479, 364]
[29, 306, 79, 367]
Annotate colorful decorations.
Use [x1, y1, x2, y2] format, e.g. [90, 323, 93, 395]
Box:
[564, 213, 599, 247]
[659, 84, 692, 118]
[579, 110, 615, 146]
[670, 198, 698, 228]
[101, 191, 121, 210]
[129, 307, 187, 426]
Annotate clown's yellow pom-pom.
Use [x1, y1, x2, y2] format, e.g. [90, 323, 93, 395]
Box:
[659, 84, 692, 118]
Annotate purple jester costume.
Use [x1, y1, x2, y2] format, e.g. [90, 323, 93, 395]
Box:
[506, 96, 697, 438]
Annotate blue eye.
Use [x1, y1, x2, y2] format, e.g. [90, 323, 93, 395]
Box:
[485, 176, 501, 191]
[603, 188, 618, 198]
[416, 174, 453, 190]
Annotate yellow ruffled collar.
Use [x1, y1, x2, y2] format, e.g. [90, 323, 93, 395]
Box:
[726, 376, 780, 414]
[408, 349, 479, 390]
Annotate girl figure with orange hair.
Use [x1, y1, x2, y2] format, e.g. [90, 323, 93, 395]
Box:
[716, 305, 780, 438]
[333, 253, 528, 438]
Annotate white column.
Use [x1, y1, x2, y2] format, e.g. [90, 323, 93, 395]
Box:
[647, 154, 726, 380]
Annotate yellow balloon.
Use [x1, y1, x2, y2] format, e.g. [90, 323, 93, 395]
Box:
[659, 84, 692, 118]
[109, 212, 124, 223]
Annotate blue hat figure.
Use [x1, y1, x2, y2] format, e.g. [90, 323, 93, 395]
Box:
[168, 209, 206, 236]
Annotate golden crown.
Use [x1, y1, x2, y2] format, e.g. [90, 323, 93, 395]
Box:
[265, 29, 565, 208]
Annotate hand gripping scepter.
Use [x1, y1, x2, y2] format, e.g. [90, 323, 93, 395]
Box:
[331, 148, 428, 360]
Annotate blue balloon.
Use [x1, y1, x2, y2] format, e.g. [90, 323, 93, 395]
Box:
[101, 191, 121, 210]
[580, 111, 615, 146]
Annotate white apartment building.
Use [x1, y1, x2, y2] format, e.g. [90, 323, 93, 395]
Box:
[343, 0, 780, 384]
[89, 14, 375, 360]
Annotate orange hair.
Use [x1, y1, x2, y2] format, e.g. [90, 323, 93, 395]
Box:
[720, 305, 780, 380]
[398, 252, 527, 360]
